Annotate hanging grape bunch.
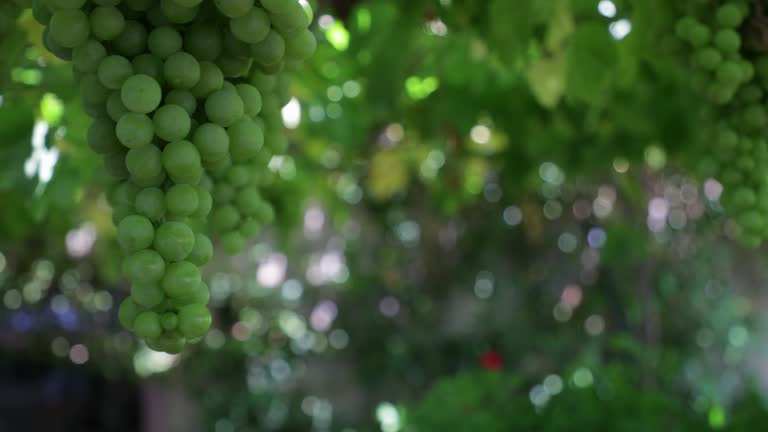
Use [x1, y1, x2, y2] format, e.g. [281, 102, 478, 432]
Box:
[675, 1, 768, 248]
[31, 0, 315, 353]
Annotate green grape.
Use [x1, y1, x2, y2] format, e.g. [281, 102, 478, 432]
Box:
[686, 23, 711, 48]
[146, 331, 186, 353]
[126, 145, 163, 181]
[161, 312, 179, 330]
[236, 83, 262, 117]
[239, 218, 261, 237]
[113, 20, 148, 57]
[134, 311, 163, 339]
[112, 205, 134, 225]
[216, 55, 253, 78]
[715, 29, 741, 53]
[135, 187, 166, 221]
[205, 87, 245, 126]
[121, 74, 162, 114]
[147, 4, 170, 27]
[164, 51, 201, 89]
[235, 186, 261, 215]
[230, 7, 270, 44]
[221, 231, 246, 255]
[72, 39, 106, 73]
[183, 22, 223, 61]
[161, 0, 200, 24]
[118, 297, 142, 330]
[107, 91, 129, 122]
[43, 25, 72, 60]
[162, 140, 203, 184]
[254, 200, 275, 223]
[148, 26, 183, 59]
[110, 181, 139, 207]
[739, 83, 765, 104]
[740, 60, 755, 82]
[49, 9, 90, 48]
[251, 30, 285, 66]
[162, 260, 202, 298]
[228, 117, 264, 161]
[90, 6, 125, 41]
[213, 182, 235, 203]
[729, 187, 757, 210]
[226, 165, 252, 187]
[154, 221, 196, 261]
[258, 59, 284, 75]
[80, 77, 110, 112]
[716, 4, 743, 28]
[250, 70, 276, 91]
[134, 171, 167, 188]
[188, 232, 213, 266]
[212, 204, 241, 232]
[170, 281, 210, 307]
[284, 29, 316, 61]
[98, 55, 134, 90]
[742, 105, 768, 129]
[87, 117, 123, 154]
[717, 62, 743, 85]
[117, 113, 155, 148]
[131, 282, 165, 308]
[222, 27, 250, 56]
[166, 89, 198, 115]
[177, 304, 212, 338]
[214, 0, 254, 18]
[166, 183, 200, 216]
[117, 215, 155, 252]
[153, 104, 191, 142]
[104, 151, 130, 179]
[206, 156, 233, 176]
[260, 0, 293, 14]
[191, 61, 224, 98]
[194, 187, 213, 219]
[132, 54, 164, 84]
[192, 123, 230, 163]
[125, 0, 153, 11]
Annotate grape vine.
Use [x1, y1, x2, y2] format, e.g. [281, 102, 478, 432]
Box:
[29, 0, 315, 352]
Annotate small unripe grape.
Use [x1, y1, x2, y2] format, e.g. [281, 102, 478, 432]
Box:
[195, 187, 213, 219]
[213, 182, 235, 203]
[188, 232, 214, 266]
[117, 214, 155, 252]
[132, 54, 165, 84]
[126, 145, 163, 181]
[113, 20, 148, 57]
[235, 186, 261, 215]
[166, 183, 200, 216]
[206, 87, 245, 127]
[148, 26, 183, 59]
[240, 219, 261, 237]
[177, 304, 212, 338]
[117, 113, 155, 148]
[236, 84, 262, 117]
[164, 51, 201, 89]
[90, 6, 124, 41]
[146, 331, 186, 354]
[717, 62, 743, 85]
[214, 0, 254, 18]
[43, 25, 72, 61]
[162, 261, 202, 298]
[230, 7, 271, 44]
[216, 56, 253, 78]
[72, 39, 106, 73]
[191, 61, 224, 98]
[228, 117, 264, 161]
[118, 297, 142, 330]
[160, 0, 200, 24]
[49, 9, 90, 48]
[98, 55, 134, 90]
[284, 29, 316, 62]
[87, 117, 123, 154]
[226, 165, 252, 187]
[716, 4, 744, 28]
[170, 281, 210, 307]
[135, 187, 165, 221]
[165, 89, 198, 115]
[161, 312, 179, 330]
[212, 204, 241, 232]
[252, 31, 285, 66]
[121, 74, 162, 114]
[134, 311, 163, 339]
[221, 231, 246, 255]
[154, 221, 196, 261]
[153, 104, 191, 142]
[715, 29, 741, 53]
[183, 23, 223, 61]
[131, 282, 165, 308]
[162, 140, 203, 184]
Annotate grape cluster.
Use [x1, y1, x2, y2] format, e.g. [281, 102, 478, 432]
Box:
[32, 0, 315, 352]
[676, 1, 768, 247]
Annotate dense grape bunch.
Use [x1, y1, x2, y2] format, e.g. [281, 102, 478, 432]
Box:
[675, 1, 768, 247]
[33, 0, 315, 352]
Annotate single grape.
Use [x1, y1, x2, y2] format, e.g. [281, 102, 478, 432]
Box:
[284, 29, 316, 62]
[717, 62, 743, 85]
[170, 281, 210, 307]
[251, 31, 285, 66]
[235, 83, 262, 117]
[160, 0, 200, 24]
[107, 91, 129, 122]
[164, 51, 201, 89]
[177, 304, 212, 338]
[126, 145, 163, 181]
[165, 89, 198, 115]
[131, 282, 165, 308]
[161, 312, 179, 330]
[191, 61, 224, 98]
[235, 186, 261, 215]
[213, 182, 235, 203]
[216, 55, 253, 78]
[194, 187, 213, 219]
[166, 183, 200, 216]
[98, 55, 134, 90]
[132, 54, 165, 84]
[90, 6, 125, 41]
[49, 9, 90, 48]
[162, 140, 203, 184]
[134, 311, 163, 339]
[118, 297, 142, 330]
[695, 48, 722, 71]
[260, 0, 294, 14]
[113, 20, 148, 57]
[153, 104, 191, 142]
[715, 29, 741, 53]
[104, 151, 130, 179]
[205, 87, 245, 127]
[117, 112, 155, 148]
[240, 218, 261, 237]
[183, 22, 223, 61]
[162, 260, 202, 298]
[135, 187, 165, 221]
[716, 4, 743, 28]
[230, 7, 270, 44]
[214, 0, 254, 18]
[193, 122, 230, 162]
[146, 331, 186, 353]
[72, 39, 106, 73]
[154, 221, 196, 261]
[211, 204, 241, 232]
[221, 230, 246, 255]
[228, 117, 264, 161]
[186, 232, 212, 266]
[87, 117, 123, 154]
[148, 26, 183, 59]
[117, 214, 155, 252]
